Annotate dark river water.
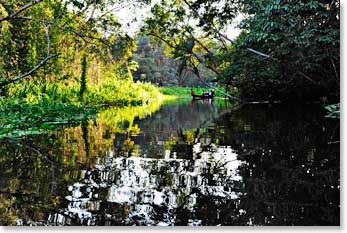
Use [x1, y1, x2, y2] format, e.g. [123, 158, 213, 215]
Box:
[0, 99, 340, 226]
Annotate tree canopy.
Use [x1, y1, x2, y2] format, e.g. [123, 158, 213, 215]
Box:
[0, 0, 147, 88]
[142, 0, 340, 101]
[0, 0, 340, 102]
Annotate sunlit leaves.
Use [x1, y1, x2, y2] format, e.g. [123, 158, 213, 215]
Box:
[0, 0, 145, 87]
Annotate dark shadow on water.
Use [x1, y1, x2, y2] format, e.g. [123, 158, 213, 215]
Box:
[0, 100, 340, 226]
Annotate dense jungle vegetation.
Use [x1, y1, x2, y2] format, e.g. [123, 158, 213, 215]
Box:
[142, 0, 339, 102]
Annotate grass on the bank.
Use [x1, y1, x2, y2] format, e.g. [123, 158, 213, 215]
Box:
[0, 76, 164, 139]
[0, 99, 97, 138]
[159, 86, 231, 98]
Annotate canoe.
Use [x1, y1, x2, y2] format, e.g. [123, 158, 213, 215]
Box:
[192, 94, 214, 100]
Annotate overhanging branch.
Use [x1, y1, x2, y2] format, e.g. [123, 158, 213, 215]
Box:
[181, 0, 271, 59]
[0, 0, 43, 22]
[0, 54, 59, 87]
[0, 18, 59, 87]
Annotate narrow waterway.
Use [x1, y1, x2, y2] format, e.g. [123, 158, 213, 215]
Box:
[0, 99, 339, 226]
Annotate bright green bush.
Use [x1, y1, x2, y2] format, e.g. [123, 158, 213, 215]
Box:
[0, 71, 164, 139]
[159, 86, 235, 98]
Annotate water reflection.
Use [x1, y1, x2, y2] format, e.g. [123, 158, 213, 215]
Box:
[0, 100, 340, 226]
[56, 143, 242, 226]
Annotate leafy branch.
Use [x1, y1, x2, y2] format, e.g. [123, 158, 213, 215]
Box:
[0, 17, 60, 87]
[0, 0, 43, 22]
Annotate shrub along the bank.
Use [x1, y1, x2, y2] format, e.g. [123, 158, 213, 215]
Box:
[0, 75, 163, 139]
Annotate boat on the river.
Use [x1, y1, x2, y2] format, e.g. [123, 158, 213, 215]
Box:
[192, 93, 214, 100]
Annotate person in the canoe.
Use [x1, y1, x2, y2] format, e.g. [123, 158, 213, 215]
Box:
[190, 88, 195, 96]
[209, 89, 215, 97]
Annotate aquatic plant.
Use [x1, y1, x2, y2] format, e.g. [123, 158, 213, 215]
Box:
[325, 103, 340, 119]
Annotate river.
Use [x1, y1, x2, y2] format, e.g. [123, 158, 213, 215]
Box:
[0, 98, 340, 226]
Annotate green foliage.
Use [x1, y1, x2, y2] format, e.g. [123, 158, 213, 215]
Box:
[160, 86, 192, 97]
[0, 0, 140, 88]
[325, 103, 340, 119]
[0, 194, 17, 225]
[84, 76, 163, 106]
[132, 36, 179, 85]
[112, 35, 138, 63]
[132, 36, 213, 86]
[0, 72, 164, 139]
[142, 1, 221, 87]
[143, 0, 339, 102]
[229, 0, 340, 101]
[0, 1, 165, 139]
[160, 86, 230, 98]
[0, 97, 97, 139]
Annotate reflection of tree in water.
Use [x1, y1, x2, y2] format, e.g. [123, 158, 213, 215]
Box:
[49, 141, 243, 226]
[210, 104, 340, 225]
[113, 100, 228, 159]
[0, 101, 163, 225]
[0, 101, 339, 225]
[0, 137, 74, 225]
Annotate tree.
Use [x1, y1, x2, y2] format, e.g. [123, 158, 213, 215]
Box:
[229, 0, 340, 101]
[0, 0, 147, 89]
[132, 35, 213, 86]
[142, 0, 340, 102]
[141, 0, 265, 100]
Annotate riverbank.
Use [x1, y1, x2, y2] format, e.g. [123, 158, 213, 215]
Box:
[0, 78, 165, 139]
[159, 86, 232, 98]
